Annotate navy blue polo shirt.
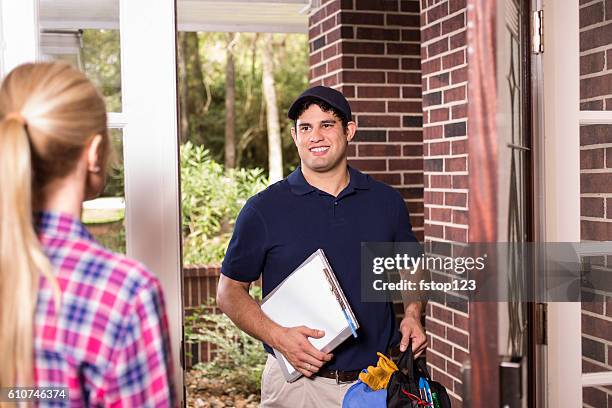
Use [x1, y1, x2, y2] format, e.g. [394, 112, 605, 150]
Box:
[221, 165, 419, 371]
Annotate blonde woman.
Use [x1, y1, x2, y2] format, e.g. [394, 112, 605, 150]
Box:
[0, 62, 175, 406]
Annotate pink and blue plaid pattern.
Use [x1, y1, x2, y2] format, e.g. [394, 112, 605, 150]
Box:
[34, 211, 175, 407]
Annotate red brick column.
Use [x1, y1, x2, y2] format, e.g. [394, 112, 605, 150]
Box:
[183, 265, 221, 366]
[420, 0, 468, 405]
[579, 0, 612, 110]
[308, 1, 469, 404]
[308, 0, 425, 240]
[579, 0, 612, 405]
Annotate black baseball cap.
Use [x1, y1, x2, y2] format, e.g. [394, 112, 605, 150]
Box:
[287, 86, 352, 121]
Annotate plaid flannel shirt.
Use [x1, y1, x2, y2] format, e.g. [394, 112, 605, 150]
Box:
[34, 211, 175, 407]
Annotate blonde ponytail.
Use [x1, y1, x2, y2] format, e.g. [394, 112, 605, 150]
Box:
[0, 116, 49, 389]
[0, 62, 108, 390]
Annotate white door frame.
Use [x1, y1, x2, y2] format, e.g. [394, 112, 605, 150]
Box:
[542, 1, 582, 407]
[541, 0, 581, 406]
[0, 0, 39, 74]
[542, 0, 612, 406]
[119, 0, 183, 402]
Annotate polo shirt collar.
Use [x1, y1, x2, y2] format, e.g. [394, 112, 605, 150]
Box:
[348, 165, 370, 191]
[287, 165, 370, 196]
[287, 166, 316, 195]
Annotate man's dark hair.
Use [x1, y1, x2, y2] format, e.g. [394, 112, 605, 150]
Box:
[292, 97, 349, 132]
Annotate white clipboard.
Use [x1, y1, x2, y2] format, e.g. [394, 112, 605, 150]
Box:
[260, 249, 359, 382]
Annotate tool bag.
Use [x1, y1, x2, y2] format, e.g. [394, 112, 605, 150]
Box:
[386, 340, 452, 408]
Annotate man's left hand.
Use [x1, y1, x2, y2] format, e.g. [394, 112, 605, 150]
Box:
[399, 311, 427, 357]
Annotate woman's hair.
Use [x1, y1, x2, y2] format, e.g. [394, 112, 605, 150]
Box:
[0, 62, 108, 388]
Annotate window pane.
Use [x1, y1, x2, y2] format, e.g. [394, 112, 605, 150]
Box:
[82, 128, 126, 254]
[39, 1, 122, 112]
[81, 29, 122, 112]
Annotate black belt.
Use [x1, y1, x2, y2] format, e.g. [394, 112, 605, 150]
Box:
[314, 368, 360, 383]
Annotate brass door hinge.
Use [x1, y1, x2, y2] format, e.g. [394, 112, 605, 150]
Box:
[533, 10, 544, 54]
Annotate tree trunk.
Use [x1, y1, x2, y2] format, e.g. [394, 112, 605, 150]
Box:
[179, 32, 206, 145]
[261, 33, 283, 183]
[178, 32, 189, 142]
[224, 33, 236, 169]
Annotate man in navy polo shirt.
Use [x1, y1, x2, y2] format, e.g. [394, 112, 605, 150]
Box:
[217, 86, 426, 407]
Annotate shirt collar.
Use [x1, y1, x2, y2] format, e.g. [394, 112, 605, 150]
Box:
[287, 166, 316, 195]
[347, 165, 370, 191]
[287, 165, 370, 196]
[35, 210, 94, 241]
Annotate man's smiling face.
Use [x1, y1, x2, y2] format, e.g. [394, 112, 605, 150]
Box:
[291, 104, 356, 174]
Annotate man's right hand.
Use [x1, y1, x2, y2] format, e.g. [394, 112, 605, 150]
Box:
[216, 276, 333, 377]
[272, 325, 333, 377]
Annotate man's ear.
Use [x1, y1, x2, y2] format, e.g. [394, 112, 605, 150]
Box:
[346, 121, 357, 142]
[86, 134, 104, 173]
[290, 127, 298, 145]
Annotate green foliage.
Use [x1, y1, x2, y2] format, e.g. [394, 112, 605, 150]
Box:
[93, 225, 126, 254]
[90, 141, 266, 262]
[181, 142, 268, 265]
[181, 32, 307, 174]
[185, 286, 266, 394]
[80, 32, 124, 197]
[102, 163, 125, 198]
[78, 29, 307, 263]
[78, 29, 307, 173]
[102, 129, 125, 198]
[81, 29, 122, 112]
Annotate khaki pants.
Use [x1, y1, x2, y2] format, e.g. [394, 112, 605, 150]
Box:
[260, 355, 357, 408]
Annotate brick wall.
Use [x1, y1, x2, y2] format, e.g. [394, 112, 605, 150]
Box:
[183, 265, 222, 366]
[579, 1, 612, 406]
[579, 0, 612, 110]
[183, 266, 263, 367]
[420, 0, 468, 406]
[307, 0, 467, 404]
[308, 0, 425, 241]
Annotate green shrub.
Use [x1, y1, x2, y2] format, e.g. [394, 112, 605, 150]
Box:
[185, 286, 266, 394]
[85, 142, 265, 262]
[181, 141, 268, 265]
